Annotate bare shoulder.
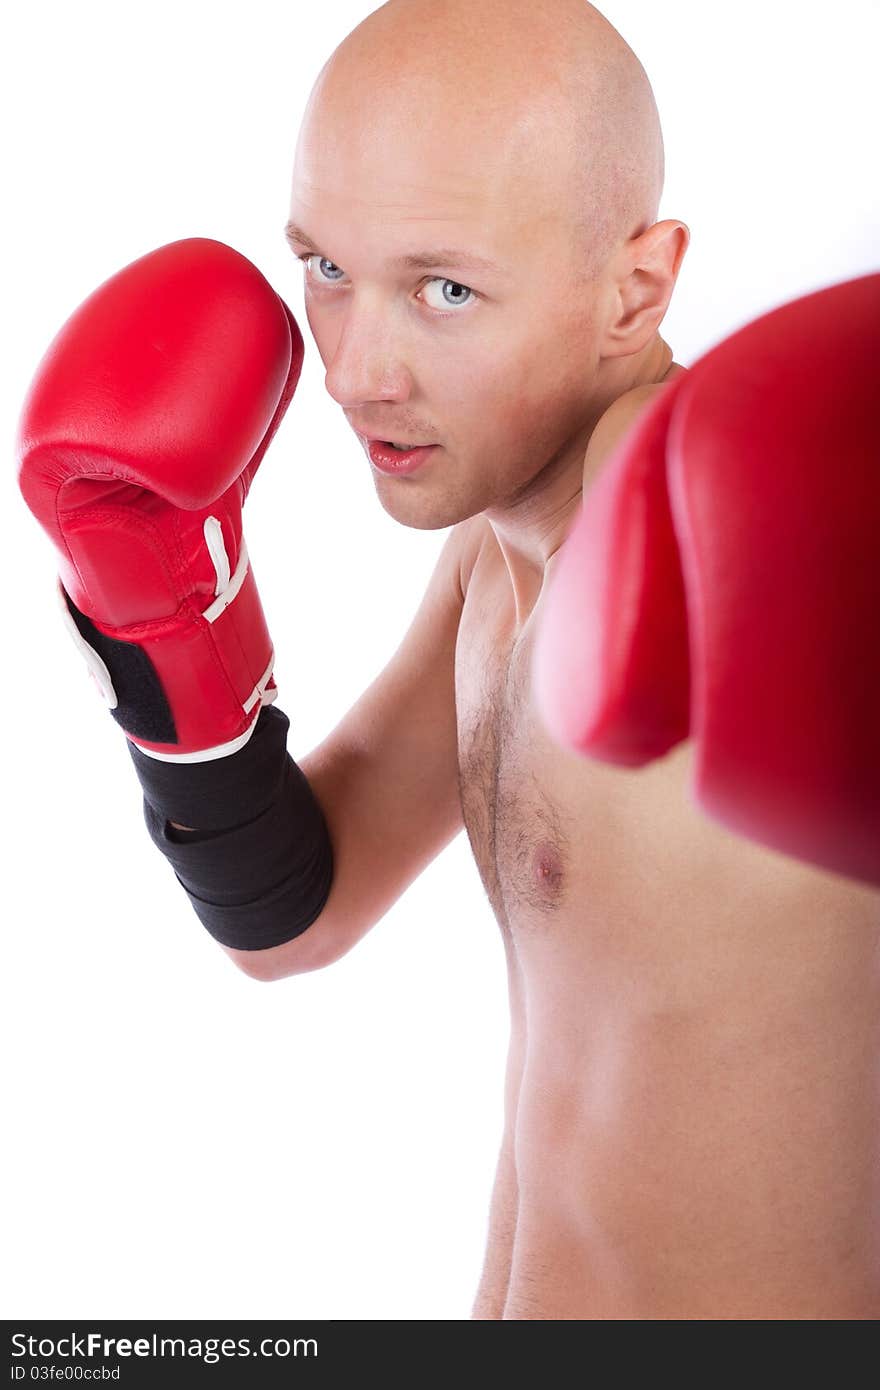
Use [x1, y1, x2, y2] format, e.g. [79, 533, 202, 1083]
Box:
[604, 361, 687, 427]
[585, 363, 688, 475]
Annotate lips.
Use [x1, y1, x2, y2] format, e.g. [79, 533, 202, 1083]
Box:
[362, 437, 437, 476]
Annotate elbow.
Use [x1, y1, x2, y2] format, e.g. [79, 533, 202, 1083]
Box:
[222, 916, 342, 982]
[227, 950, 288, 983]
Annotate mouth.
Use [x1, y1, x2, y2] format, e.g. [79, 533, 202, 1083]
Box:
[360, 436, 438, 476]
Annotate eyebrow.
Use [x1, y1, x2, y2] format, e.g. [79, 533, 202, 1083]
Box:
[283, 220, 502, 274]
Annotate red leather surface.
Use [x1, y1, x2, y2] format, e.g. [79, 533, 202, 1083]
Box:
[534, 273, 880, 886]
[17, 238, 304, 757]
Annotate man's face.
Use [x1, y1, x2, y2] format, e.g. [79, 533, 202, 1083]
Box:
[288, 83, 607, 531]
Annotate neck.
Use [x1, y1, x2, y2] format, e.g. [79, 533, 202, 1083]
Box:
[484, 336, 675, 630]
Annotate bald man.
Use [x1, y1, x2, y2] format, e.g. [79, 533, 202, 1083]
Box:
[224, 0, 875, 1319]
[23, 0, 880, 1319]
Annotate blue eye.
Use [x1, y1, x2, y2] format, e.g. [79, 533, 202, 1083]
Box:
[304, 255, 345, 282]
[422, 278, 474, 310]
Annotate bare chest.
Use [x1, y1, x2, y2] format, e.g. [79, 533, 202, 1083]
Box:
[454, 535, 620, 938]
[455, 530, 880, 1318]
[453, 533, 880, 974]
[455, 573, 563, 930]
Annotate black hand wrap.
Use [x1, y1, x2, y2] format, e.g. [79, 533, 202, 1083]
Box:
[126, 705, 334, 951]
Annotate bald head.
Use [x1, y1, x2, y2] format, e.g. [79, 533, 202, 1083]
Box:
[302, 0, 664, 277]
[288, 0, 683, 535]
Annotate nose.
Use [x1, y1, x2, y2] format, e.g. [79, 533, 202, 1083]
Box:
[322, 297, 413, 409]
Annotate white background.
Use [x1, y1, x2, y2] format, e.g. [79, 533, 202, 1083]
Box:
[3, 0, 878, 1320]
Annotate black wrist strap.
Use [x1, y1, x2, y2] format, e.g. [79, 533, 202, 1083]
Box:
[126, 705, 334, 951]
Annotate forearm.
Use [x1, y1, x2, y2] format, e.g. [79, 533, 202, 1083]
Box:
[471, 1137, 519, 1319]
[127, 704, 334, 960]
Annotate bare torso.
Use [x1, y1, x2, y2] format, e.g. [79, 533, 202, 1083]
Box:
[456, 489, 880, 1318]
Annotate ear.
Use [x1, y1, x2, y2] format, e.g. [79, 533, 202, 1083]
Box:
[600, 220, 690, 359]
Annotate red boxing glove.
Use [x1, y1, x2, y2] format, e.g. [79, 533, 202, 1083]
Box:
[17, 238, 303, 761]
[533, 273, 880, 888]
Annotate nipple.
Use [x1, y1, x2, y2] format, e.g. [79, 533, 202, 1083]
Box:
[532, 839, 564, 894]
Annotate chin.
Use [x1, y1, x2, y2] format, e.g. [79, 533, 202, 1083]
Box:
[371, 474, 478, 531]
